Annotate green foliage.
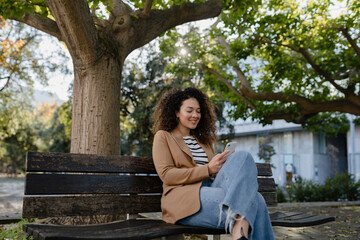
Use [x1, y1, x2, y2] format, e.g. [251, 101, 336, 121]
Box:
[257, 133, 276, 163]
[276, 187, 287, 203]
[0, 218, 37, 240]
[0, 14, 71, 171]
[287, 172, 360, 202]
[0, 102, 71, 173]
[120, 48, 194, 156]
[0, 0, 49, 19]
[304, 112, 350, 137]
[354, 117, 360, 126]
[41, 101, 72, 153]
[0, 110, 39, 173]
[159, 0, 360, 134]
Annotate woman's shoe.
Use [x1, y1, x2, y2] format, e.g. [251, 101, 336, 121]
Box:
[237, 237, 248, 240]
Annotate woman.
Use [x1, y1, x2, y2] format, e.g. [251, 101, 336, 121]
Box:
[152, 87, 275, 240]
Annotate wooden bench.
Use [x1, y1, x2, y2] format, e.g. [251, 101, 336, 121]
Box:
[22, 151, 334, 239]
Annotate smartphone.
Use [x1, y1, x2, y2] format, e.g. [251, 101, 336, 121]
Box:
[224, 142, 236, 157]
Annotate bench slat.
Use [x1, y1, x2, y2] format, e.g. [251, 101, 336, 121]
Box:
[26, 152, 155, 174]
[261, 192, 277, 206]
[22, 195, 162, 219]
[26, 152, 272, 176]
[270, 211, 335, 227]
[23, 219, 226, 240]
[255, 163, 272, 176]
[22, 191, 277, 219]
[25, 174, 275, 195]
[25, 174, 163, 195]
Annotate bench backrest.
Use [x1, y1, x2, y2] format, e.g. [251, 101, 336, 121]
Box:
[22, 152, 277, 219]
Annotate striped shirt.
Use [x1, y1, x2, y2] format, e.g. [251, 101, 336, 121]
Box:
[183, 136, 208, 166]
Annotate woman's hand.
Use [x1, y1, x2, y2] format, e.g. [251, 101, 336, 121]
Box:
[208, 150, 231, 175]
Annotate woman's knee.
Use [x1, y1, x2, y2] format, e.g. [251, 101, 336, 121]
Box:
[228, 151, 256, 169]
[256, 192, 268, 212]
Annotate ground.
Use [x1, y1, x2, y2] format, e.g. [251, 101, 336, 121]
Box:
[214, 202, 360, 240]
[1, 176, 360, 239]
[270, 203, 360, 240]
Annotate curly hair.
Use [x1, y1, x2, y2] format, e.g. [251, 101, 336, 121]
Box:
[152, 87, 217, 145]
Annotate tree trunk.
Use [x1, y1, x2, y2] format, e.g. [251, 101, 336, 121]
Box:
[71, 56, 122, 155]
[7, 0, 222, 224]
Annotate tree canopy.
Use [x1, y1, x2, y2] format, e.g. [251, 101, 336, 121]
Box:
[1, 15, 70, 141]
[1, 0, 223, 155]
[160, 0, 360, 134]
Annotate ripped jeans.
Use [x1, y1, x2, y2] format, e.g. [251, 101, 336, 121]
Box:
[177, 151, 275, 240]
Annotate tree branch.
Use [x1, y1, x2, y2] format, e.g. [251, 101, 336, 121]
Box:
[297, 47, 346, 93]
[251, 36, 348, 94]
[18, 35, 37, 51]
[216, 36, 252, 92]
[251, 35, 299, 52]
[142, 0, 154, 17]
[341, 28, 360, 58]
[127, 0, 222, 55]
[0, 76, 11, 92]
[200, 64, 257, 110]
[214, 36, 328, 107]
[46, 0, 100, 64]
[268, 99, 360, 121]
[205, 36, 360, 120]
[10, 13, 62, 40]
[217, 36, 308, 105]
[327, 26, 360, 59]
[109, 0, 133, 19]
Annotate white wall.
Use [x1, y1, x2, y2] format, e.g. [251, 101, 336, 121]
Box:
[293, 131, 315, 181]
[227, 120, 349, 186]
[347, 125, 360, 181]
[231, 129, 335, 186]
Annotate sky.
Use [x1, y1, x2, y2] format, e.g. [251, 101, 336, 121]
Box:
[34, 36, 73, 101]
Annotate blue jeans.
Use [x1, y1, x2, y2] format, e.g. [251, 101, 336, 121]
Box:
[177, 151, 275, 240]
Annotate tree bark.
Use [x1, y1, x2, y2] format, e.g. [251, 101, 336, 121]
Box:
[71, 56, 122, 154]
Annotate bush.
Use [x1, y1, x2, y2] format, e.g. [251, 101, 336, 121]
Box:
[0, 218, 36, 240]
[287, 172, 360, 202]
[276, 187, 287, 203]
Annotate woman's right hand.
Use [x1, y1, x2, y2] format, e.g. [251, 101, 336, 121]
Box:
[208, 150, 230, 175]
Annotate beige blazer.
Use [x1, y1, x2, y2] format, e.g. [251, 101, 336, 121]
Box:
[152, 129, 215, 224]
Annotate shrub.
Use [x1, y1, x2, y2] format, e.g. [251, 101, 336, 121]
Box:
[287, 172, 360, 202]
[276, 187, 287, 203]
[0, 218, 36, 240]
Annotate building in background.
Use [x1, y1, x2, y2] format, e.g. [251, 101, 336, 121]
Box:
[219, 119, 359, 186]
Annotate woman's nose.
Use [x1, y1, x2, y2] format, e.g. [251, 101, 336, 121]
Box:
[192, 112, 200, 118]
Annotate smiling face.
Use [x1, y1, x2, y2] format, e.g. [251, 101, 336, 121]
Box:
[175, 97, 201, 136]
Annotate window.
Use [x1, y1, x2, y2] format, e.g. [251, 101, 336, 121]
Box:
[283, 132, 293, 154]
[319, 132, 326, 154]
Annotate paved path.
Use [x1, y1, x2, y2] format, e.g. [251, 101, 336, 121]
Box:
[0, 176, 24, 214]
